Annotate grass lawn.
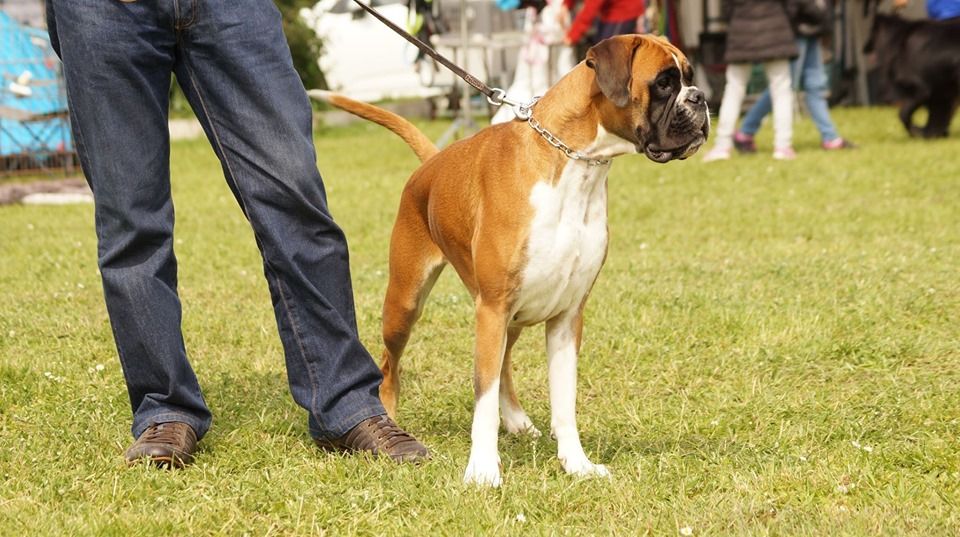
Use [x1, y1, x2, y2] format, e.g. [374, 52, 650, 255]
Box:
[1, 107, 959, 535]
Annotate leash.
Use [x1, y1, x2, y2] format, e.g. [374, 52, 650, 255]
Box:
[350, 0, 610, 166]
[351, 0, 519, 108]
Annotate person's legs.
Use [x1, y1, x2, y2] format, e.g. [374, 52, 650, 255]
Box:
[740, 38, 803, 141]
[705, 62, 750, 158]
[765, 59, 794, 155]
[739, 89, 772, 137]
[797, 37, 841, 143]
[735, 84, 770, 153]
[171, 0, 386, 440]
[47, 0, 212, 441]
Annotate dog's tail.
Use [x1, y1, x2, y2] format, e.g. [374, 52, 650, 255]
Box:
[308, 90, 439, 163]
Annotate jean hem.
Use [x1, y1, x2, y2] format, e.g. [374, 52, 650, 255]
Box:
[309, 404, 386, 441]
[132, 411, 211, 441]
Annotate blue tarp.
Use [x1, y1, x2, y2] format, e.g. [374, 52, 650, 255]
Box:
[0, 11, 72, 157]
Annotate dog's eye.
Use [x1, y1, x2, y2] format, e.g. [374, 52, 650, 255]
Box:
[657, 77, 672, 91]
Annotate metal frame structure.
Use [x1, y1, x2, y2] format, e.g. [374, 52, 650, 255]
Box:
[0, 5, 77, 176]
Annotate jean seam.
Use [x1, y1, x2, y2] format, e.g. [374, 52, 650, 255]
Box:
[64, 89, 100, 247]
[270, 268, 326, 430]
[64, 71, 132, 380]
[180, 48, 327, 432]
[180, 0, 198, 30]
[172, 0, 198, 31]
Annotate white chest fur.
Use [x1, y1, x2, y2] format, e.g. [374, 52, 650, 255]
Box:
[513, 159, 610, 325]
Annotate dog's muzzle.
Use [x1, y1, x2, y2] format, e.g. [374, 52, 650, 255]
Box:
[643, 87, 709, 163]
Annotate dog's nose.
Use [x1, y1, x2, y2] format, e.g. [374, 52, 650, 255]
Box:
[686, 89, 705, 106]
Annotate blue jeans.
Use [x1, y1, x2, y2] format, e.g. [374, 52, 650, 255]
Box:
[740, 36, 840, 143]
[46, 0, 386, 441]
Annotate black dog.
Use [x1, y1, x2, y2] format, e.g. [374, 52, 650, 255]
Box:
[865, 14, 960, 138]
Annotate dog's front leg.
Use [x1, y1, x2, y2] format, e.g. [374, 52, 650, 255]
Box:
[547, 311, 610, 479]
[463, 302, 509, 487]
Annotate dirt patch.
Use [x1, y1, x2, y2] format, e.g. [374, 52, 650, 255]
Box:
[0, 177, 92, 206]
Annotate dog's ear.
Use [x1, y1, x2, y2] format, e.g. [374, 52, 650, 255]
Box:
[586, 36, 641, 108]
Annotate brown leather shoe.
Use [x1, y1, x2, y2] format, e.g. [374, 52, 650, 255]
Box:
[315, 415, 429, 463]
[124, 422, 198, 468]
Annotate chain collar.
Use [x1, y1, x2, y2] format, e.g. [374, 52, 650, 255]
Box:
[515, 98, 611, 167]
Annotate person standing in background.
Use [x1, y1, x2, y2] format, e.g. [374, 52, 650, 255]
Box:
[703, 0, 799, 162]
[491, 0, 577, 124]
[734, 0, 856, 153]
[561, 0, 644, 47]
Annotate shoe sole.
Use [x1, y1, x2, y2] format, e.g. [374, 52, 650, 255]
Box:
[314, 439, 430, 463]
[125, 453, 191, 469]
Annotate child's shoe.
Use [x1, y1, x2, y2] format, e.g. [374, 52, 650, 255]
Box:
[733, 131, 757, 153]
[702, 147, 732, 162]
[822, 137, 857, 150]
[772, 147, 796, 160]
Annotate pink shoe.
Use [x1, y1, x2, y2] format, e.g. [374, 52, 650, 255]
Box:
[822, 138, 857, 150]
[702, 147, 731, 162]
[772, 147, 796, 160]
[733, 131, 756, 153]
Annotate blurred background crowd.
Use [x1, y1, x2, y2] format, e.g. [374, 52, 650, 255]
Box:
[0, 0, 955, 176]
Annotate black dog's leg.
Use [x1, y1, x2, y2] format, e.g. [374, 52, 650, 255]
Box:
[922, 93, 955, 138]
[895, 77, 930, 137]
[899, 99, 925, 137]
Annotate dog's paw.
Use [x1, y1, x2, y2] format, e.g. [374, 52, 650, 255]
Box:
[560, 456, 611, 479]
[503, 416, 542, 438]
[518, 424, 543, 438]
[463, 456, 503, 488]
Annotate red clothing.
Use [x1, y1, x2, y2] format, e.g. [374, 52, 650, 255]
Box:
[564, 0, 644, 44]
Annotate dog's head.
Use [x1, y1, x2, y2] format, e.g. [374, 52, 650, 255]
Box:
[586, 34, 709, 163]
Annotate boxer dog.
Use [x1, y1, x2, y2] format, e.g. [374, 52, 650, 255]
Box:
[312, 34, 708, 486]
[865, 14, 960, 138]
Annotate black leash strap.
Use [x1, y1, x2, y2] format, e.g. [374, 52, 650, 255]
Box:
[350, 0, 515, 106]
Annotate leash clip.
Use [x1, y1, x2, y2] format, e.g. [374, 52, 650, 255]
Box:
[514, 96, 540, 121]
[487, 87, 527, 110]
[486, 88, 507, 106]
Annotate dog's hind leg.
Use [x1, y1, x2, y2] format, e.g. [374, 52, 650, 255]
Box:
[896, 80, 930, 137]
[380, 205, 445, 418]
[547, 309, 610, 479]
[463, 301, 510, 487]
[499, 327, 541, 437]
[923, 95, 954, 138]
[898, 99, 925, 137]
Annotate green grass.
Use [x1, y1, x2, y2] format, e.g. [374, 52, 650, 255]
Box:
[2, 107, 959, 535]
